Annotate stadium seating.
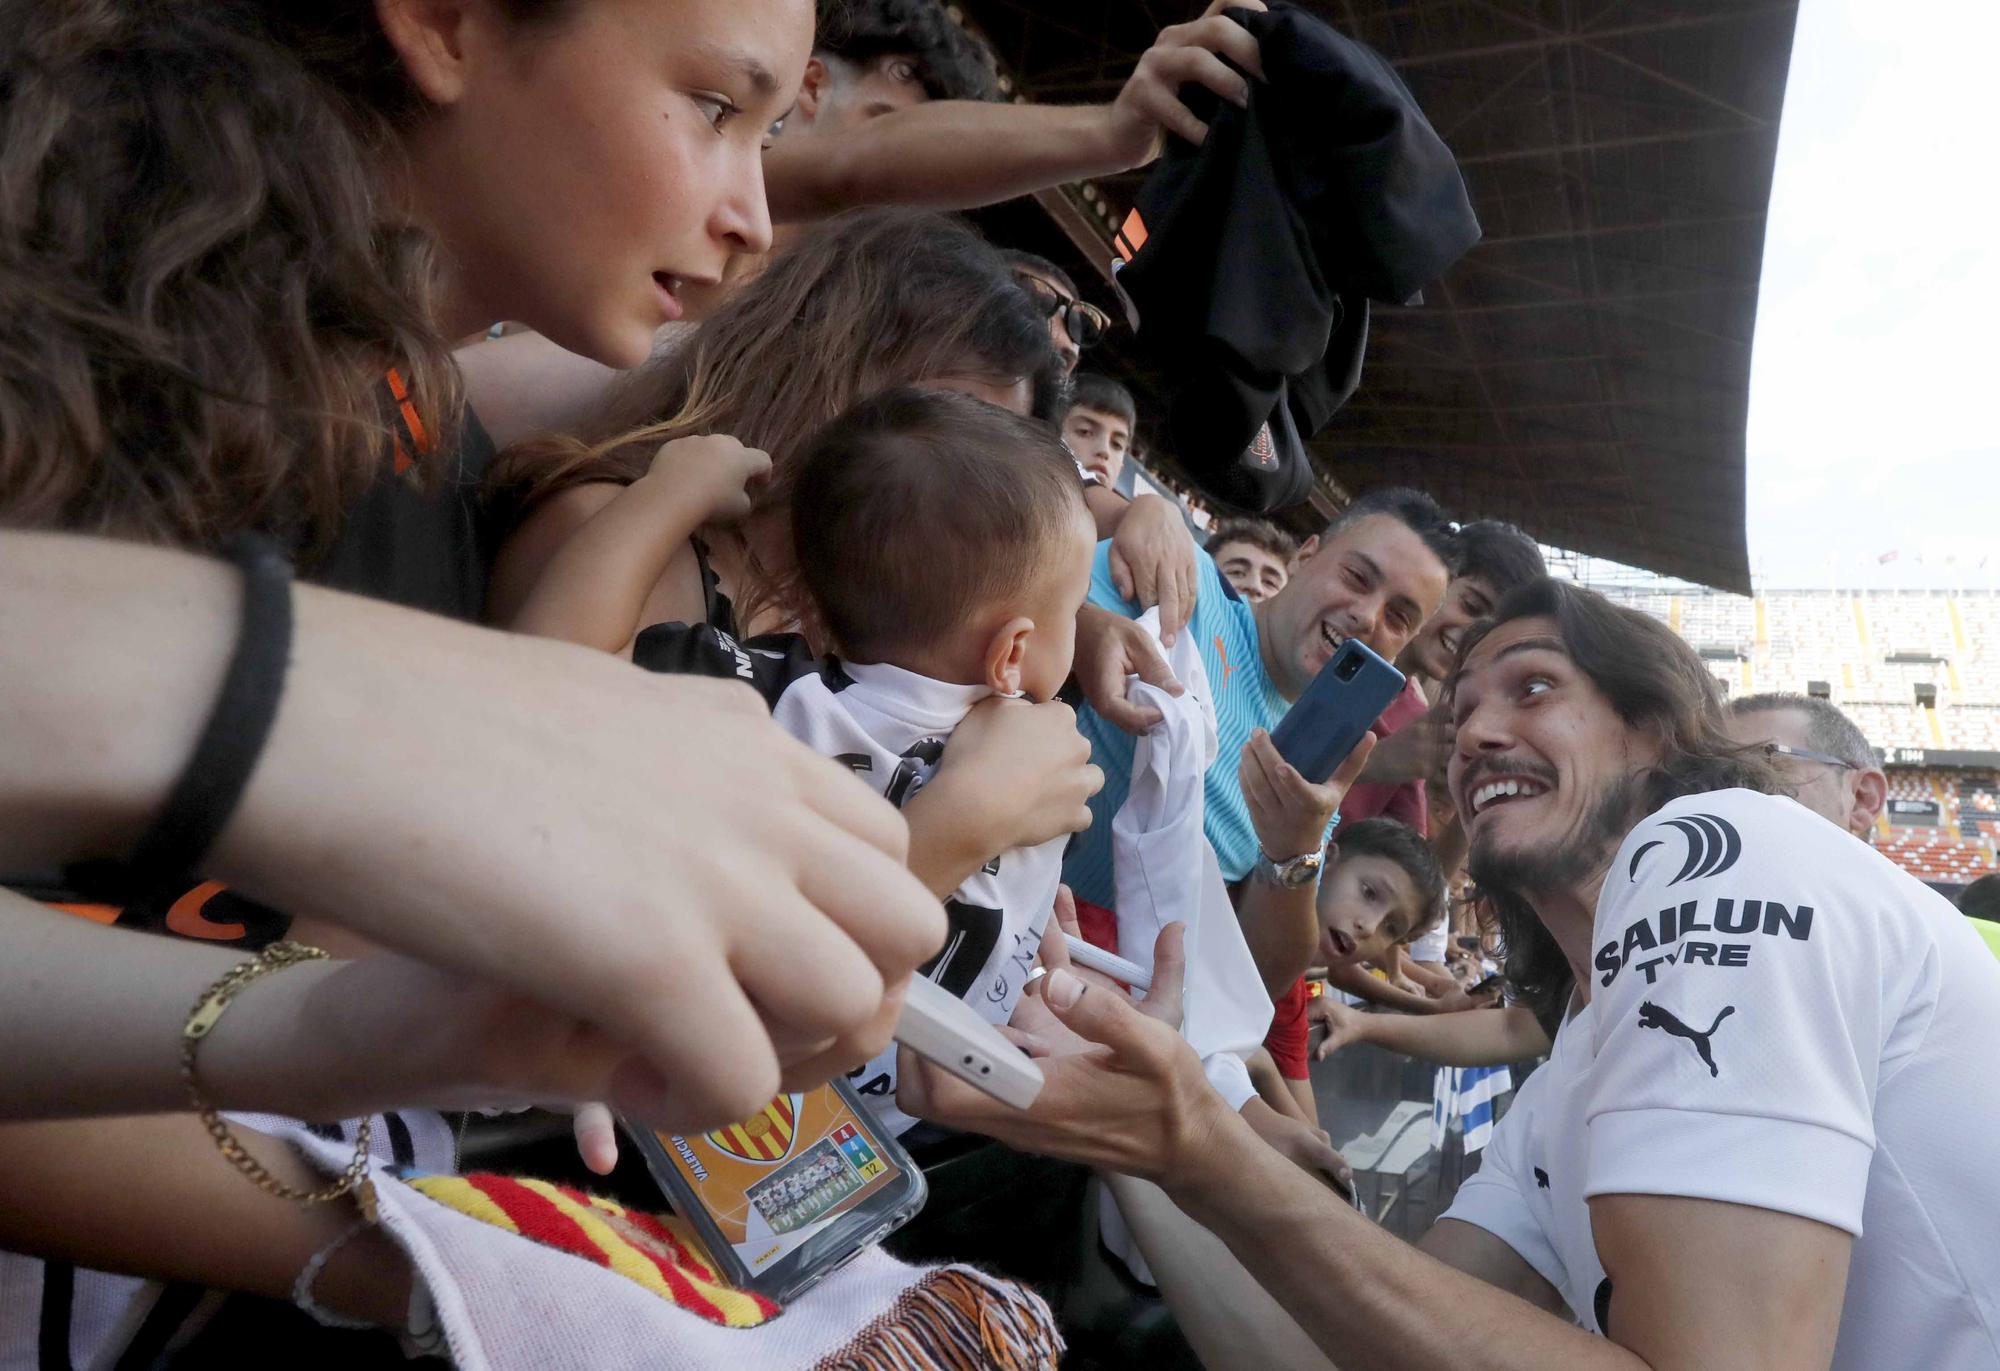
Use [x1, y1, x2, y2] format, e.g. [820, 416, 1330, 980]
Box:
[1598, 587, 2000, 885]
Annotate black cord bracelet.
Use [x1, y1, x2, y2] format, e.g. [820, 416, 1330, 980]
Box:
[68, 533, 295, 902]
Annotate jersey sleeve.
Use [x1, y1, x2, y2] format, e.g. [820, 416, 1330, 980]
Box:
[1581, 792, 1905, 1236]
[1437, 1082, 1568, 1295]
[629, 623, 822, 712]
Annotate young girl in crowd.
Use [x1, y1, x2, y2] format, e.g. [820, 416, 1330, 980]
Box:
[2, 0, 937, 1131]
[0, 0, 949, 1358]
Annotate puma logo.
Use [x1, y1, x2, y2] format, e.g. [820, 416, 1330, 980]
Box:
[1636, 1001, 1735, 1077]
[1533, 1166, 1549, 1190]
[1214, 634, 1234, 688]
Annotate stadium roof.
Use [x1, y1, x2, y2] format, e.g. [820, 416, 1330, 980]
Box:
[966, 0, 1801, 594]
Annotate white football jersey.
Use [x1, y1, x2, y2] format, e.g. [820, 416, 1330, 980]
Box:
[634, 624, 1062, 1136]
[1443, 789, 2000, 1368]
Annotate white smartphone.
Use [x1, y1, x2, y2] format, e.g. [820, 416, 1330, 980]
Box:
[893, 975, 1044, 1109]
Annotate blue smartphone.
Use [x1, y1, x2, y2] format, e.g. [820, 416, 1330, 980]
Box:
[1267, 639, 1406, 782]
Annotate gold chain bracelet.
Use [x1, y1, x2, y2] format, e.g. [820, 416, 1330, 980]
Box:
[182, 940, 373, 1212]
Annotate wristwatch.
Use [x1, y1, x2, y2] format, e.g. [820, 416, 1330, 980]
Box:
[1254, 847, 1324, 889]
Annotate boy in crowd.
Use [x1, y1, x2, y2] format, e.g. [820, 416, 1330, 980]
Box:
[1012, 303, 1197, 627]
[521, 387, 1097, 1137]
[1206, 518, 1297, 602]
[1061, 373, 1136, 488]
[800, 0, 1000, 115]
[1311, 818, 1448, 998]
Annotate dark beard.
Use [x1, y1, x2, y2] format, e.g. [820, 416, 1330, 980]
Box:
[1468, 774, 1647, 1030]
[1467, 771, 1646, 900]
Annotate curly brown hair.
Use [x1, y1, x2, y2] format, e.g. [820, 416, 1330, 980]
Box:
[0, 0, 560, 556]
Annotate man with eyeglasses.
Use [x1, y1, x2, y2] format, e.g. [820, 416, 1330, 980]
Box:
[1723, 693, 1888, 841]
[998, 250, 1111, 376]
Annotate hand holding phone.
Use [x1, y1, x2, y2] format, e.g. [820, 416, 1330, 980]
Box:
[1267, 639, 1405, 783]
[1241, 726, 1376, 865]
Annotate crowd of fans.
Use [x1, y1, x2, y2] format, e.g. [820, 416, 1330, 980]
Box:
[1, 1, 1995, 1368]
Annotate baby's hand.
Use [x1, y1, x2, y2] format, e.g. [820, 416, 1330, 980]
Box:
[650, 434, 772, 523]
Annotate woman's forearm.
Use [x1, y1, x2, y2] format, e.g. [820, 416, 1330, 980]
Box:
[0, 531, 236, 869]
[2, 896, 407, 1121]
[0, 1115, 411, 1326]
[2, 531, 949, 1136]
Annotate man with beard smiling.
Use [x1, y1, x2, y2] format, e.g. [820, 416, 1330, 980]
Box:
[902, 576, 2000, 1371]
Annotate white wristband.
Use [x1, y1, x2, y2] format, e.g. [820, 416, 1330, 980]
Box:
[291, 1217, 376, 1330]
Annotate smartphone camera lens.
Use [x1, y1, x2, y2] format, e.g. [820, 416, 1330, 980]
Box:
[1335, 651, 1364, 682]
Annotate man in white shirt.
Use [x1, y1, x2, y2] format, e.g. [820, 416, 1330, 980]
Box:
[901, 576, 2000, 1371]
[1433, 583, 2000, 1371]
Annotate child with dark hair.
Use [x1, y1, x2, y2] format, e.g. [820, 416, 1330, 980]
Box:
[1062, 373, 1137, 488]
[1253, 815, 1455, 1121]
[1205, 517, 1298, 602]
[1312, 818, 1448, 973]
[521, 386, 1098, 1135]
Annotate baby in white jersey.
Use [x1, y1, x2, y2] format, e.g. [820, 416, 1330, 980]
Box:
[628, 386, 1096, 1134]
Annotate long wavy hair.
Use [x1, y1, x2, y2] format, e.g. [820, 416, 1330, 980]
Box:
[1444, 577, 1787, 1024]
[496, 206, 1066, 633]
[0, 0, 562, 555]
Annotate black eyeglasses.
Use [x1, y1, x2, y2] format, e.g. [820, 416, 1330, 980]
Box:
[1762, 741, 1857, 771]
[1016, 274, 1111, 350]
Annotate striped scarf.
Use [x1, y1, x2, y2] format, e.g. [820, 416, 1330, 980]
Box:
[387, 1166, 1063, 1371]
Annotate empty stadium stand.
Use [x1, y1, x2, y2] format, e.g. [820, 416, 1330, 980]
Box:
[1597, 587, 2000, 887]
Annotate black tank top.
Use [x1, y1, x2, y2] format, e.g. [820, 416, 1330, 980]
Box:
[21, 371, 502, 943]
